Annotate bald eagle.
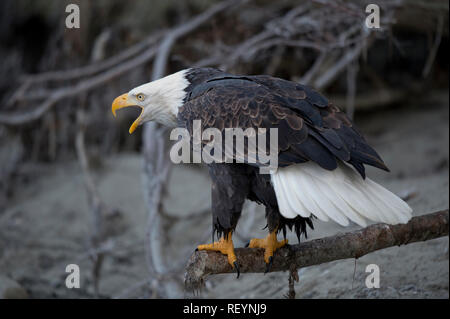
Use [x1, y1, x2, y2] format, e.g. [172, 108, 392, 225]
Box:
[112, 68, 412, 276]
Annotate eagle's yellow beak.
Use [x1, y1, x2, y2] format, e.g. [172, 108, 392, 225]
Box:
[112, 93, 143, 134]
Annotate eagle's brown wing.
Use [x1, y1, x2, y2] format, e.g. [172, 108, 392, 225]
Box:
[178, 76, 388, 178]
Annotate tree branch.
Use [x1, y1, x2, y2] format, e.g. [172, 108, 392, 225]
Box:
[0, 40, 160, 125]
[185, 210, 449, 290]
[23, 31, 165, 85]
[152, 0, 242, 79]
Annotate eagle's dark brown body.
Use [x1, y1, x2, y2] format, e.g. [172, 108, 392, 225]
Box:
[178, 68, 388, 241]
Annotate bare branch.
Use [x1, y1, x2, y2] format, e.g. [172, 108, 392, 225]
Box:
[345, 60, 359, 119]
[422, 14, 444, 78]
[299, 52, 328, 85]
[0, 42, 160, 125]
[185, 210, 449, 290]
[152, 0, 242, 79]
[313, 38, 369, 90]
[23, 31, 165, 85]
[75, 107, 110, 296]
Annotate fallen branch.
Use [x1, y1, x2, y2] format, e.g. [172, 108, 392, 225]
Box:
[185, 209, 449, 289]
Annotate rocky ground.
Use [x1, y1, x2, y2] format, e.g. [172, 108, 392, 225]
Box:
[0, 91, 448, 299]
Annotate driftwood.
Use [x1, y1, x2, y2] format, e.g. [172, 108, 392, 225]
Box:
[185, 209, 449, 289]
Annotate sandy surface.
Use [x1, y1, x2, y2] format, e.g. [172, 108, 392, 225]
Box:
[0, 92, 448, 298]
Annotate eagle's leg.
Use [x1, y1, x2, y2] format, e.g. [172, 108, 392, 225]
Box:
[247, 230, 288, 273]
[197, 231, 240, 277]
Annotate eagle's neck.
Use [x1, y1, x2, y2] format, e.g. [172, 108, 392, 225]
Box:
[139, 69, 191, 127]
[141, 67, 225, 127]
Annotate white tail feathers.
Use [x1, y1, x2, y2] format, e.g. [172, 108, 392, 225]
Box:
[271, 162, 412, 227]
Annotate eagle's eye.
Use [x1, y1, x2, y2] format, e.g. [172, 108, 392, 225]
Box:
[136, 94, 145, 102]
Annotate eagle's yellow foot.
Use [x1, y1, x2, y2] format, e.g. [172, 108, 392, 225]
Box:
[247, 231, 288, 273]
[197, 232, 240, 278]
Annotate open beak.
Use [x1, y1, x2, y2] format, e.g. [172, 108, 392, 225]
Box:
[112, 93, 144, 134]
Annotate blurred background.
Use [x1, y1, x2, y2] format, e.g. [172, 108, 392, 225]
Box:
[0, 0, 448, 299]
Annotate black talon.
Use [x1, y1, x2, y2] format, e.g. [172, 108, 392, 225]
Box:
[233, 261, 240, 279]
[265, 256, 274, 274]
[245, 242, 250, 248]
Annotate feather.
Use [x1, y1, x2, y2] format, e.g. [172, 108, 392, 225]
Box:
[271, 162, 412, 226]
[271, 173, 297, 218]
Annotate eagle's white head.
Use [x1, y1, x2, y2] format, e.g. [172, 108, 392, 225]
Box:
[112, 69, 190, 133]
